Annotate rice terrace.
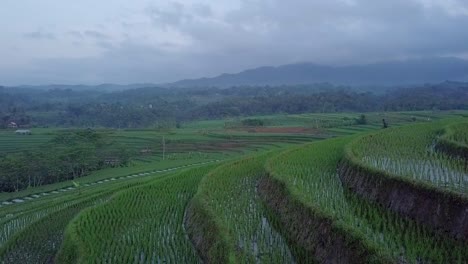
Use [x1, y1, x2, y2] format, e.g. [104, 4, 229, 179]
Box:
[0, 110, 467, 263]
[2, 1, 468, 262]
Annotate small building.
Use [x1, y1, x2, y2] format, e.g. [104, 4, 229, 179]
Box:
[15, 129, 31, 135]
[104, 158, 121, 167]
[7, 122, 18, 129]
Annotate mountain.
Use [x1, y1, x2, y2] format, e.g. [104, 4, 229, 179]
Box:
[12, 83, 155, 92]
[168, 57, 468, 87]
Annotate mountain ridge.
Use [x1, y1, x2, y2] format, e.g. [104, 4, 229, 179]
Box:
[168, 57, 468, 87]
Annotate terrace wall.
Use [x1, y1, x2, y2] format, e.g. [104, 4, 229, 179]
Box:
[258, 175, 388, 264]
[184, 195, 231, 264]
[435, 138, 468, 161]
[338, 156, 468, 241]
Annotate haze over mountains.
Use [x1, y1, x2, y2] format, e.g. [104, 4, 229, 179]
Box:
[3, 57, 468, 90]
[169, 57, 468, 88]
[10, 83, 154, 92]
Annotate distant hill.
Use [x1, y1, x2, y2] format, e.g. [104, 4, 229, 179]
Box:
[11, 83, 155, 92]
[168, 57, 468, 87]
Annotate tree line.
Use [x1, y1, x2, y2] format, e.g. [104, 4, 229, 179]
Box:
[0, 130, 131, 192]
[1, 81, 467, 129]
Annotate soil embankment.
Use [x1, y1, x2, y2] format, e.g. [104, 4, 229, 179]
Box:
[435, 138, 468, 161]
[258, 175, 388, 264]
[338, 157, 468, 241]
[184, 198, 231, 264]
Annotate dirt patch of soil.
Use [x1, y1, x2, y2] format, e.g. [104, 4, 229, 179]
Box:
[165, 141, 247, 152]
[230, 126, 323, 134]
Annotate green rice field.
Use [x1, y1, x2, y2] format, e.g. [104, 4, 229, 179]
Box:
[1, 110, 467, 263]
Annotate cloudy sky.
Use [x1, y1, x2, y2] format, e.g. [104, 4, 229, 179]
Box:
[1, 0, 468, 85]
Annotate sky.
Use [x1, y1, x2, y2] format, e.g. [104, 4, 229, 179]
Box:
[1, 0, 468, 85]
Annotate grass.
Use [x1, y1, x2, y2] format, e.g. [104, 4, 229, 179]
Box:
[348, 119, 468, 194]
[443, 122, 468, 146]
[1, 111, 468, 263]
[0, 128, 55, 155]
[265, 136, 467, 263]
[56, 166, 215, 263]
[2, 110, 465, 156]
[186, 154, 295, 263]
[0, 170, 178, 263]
[436, 122, 468, 160]
[0, 157, 220, 202]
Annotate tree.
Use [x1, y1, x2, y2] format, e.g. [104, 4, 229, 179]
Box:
[242, 118, 264, 127]
[0, 129, 134, 192]
[355, 114, 367, 125]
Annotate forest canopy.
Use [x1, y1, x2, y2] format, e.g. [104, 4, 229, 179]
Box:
[1, 81, 467, 129]
[0, 130, 130, 192]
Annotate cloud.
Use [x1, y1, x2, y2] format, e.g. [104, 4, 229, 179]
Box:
[192, 3, 213, 17]
[143, 0, 468, 63]
[67, 30, 84, 39]
[24, 30, 55, 40]
[96, 41, 114, 50]
[4, 0, 468, 85]
[415, 0, 468, 16]
[147, 2, 189, 29]
[83, 30, 111, 40]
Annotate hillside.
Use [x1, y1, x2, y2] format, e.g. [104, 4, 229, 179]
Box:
[169, 57, 468, 87]
[1, 115, 467, 263]
[1, 81, 467, 129]
[8, 83, 154, 92]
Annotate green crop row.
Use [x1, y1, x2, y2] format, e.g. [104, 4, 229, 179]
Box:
[436, 122, 468, 160]
[0, 194, 111, 263]
[0, 170, 180, 264]
[0, 158, 220, 202]
[348, 120, 467, 194]
[0, 171, 173, 250]
[1, 115, 467, 263]
[56, 166, 216, 263]
[186, 154, 294, 263]
[265, 136, 467, 263]
[442, 122, 468, 147]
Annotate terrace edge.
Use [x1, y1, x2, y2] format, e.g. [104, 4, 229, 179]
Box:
[338, 150, 468, 241]
[435, 136, 468, 161]
[184, 182, 234, 264]
[257, 174, 391, 264]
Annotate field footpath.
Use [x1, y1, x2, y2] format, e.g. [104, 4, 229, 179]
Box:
[0, 160, 220, 207]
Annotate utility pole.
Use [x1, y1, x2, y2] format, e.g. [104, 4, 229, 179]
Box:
[162, 136, 166, 160]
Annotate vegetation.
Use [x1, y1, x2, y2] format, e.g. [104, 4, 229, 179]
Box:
[0, 160, 218, 254]
[349, 120, 467, 194]
[1, 82, 467, 129]
[4, 110, 456, 193]
[436, 122, 468, 160]
[265, 136, 467, 263]
[0, 171, 173, 263]
[241, 118, 264, 127]
[443, 122, 468, 146]
[0, 130, 131, 192]
[0, 111, 467, 263]
[342, 120, 468, 240]
[186, 154, 294, 263]
[355, 114, 368, 125]
[56, 166, 215, 263]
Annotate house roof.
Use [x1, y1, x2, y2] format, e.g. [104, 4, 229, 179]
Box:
[15, 129, 31, 133]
